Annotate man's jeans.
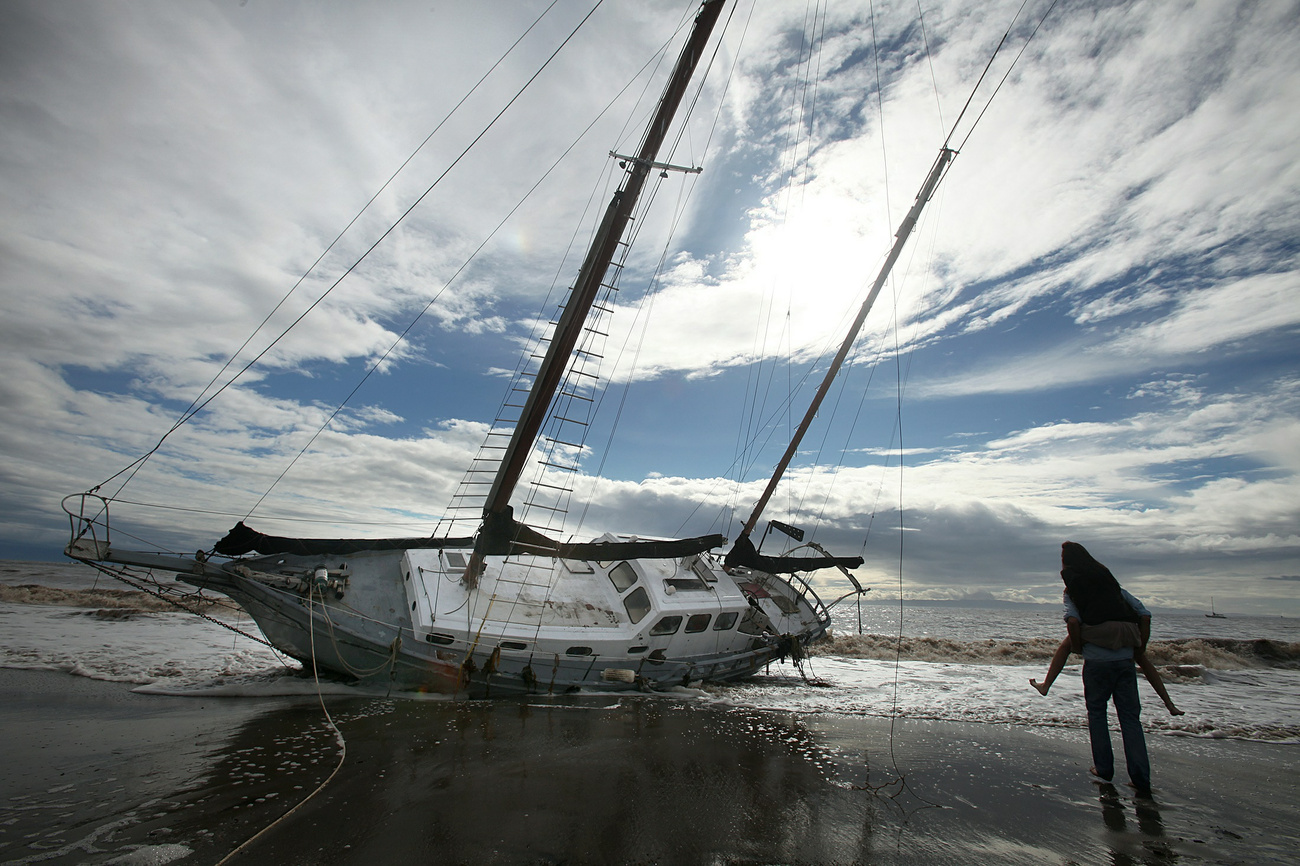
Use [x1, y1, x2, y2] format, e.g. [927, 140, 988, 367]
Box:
[1083, 659, 1151, 793]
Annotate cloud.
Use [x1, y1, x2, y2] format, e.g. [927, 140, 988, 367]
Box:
[1, 0, 1297, 616]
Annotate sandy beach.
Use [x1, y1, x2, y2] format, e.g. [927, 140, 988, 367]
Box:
[1, 668, 1296, 865]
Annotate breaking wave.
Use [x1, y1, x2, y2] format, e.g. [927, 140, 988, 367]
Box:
[813, 633, 1300, 671]
[0, 582, 238, 615]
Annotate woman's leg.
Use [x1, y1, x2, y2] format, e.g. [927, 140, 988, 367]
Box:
[1135, 649, 1184, 715]
[1031, 635, 1072, 696]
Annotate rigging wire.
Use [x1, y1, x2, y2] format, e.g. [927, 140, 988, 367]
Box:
[733, 0, 828, 526]
[955, 0, 1062, 152]
[91, 0, 571, 502]
[96, 497, 433, 526]
[917, 1, 945, 133]
[502, 0, 742, 543]
[92, 2, 610, 529]
[571, 0, 742, 533]
[238, 4, 614, 521]
[438, 9, 702, 539]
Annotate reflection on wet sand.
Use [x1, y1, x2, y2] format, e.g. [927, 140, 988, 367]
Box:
[1095, 783, 1177, 866]
[231, 697, 892, 865]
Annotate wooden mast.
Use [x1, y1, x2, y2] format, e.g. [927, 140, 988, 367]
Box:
[465, 0, 726, 583]
[737, 146, 956, 542]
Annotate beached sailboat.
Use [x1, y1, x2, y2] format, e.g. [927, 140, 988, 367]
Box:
[63, 0, 954, 695]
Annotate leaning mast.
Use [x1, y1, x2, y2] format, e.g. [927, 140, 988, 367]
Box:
[736, 146, 956, 543]
[465, 0, 727, 581]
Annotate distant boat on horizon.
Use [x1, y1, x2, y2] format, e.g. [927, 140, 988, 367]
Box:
[1206, 597, 1227, 619]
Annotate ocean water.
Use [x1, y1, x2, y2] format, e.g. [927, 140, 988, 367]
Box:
[2, 560, 1298, 743]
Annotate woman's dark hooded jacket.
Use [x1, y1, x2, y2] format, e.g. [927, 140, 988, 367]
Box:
[1060, 541, 1139, 626]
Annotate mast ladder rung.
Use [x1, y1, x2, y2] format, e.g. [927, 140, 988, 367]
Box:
[539, 461, 579, 472]
[558, 390, 593, 403]
[566, 367, 600, 378]
[520, 502, 568, 515]
[573, 349, 604, 360]
[580, 328, 609, 338]
[543, 436, 584, 449]
[553, 415, 588, 426]
[528, 480, 573, 493]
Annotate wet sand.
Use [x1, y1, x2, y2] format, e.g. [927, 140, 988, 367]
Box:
[1, 669, 1296, 865]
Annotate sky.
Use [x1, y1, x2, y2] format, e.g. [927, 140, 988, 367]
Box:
[1, 0, 1298, 616]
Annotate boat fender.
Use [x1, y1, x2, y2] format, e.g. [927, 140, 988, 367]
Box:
[601, 668, 636, 684]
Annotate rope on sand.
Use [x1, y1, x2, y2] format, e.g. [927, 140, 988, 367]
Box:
[215, 586, 347, 864]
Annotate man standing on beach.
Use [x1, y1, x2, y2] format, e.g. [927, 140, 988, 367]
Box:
[1062, 542, 1153, 798]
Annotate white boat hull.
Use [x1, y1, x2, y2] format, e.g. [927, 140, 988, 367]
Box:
[174, 540, 829, 696]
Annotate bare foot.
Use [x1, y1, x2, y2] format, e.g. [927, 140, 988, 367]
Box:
[1030, 678, 1050, 696]
[1167, 705, 1185, 716]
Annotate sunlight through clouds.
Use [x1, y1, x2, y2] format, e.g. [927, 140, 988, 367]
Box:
[1, 0, 1296, 613]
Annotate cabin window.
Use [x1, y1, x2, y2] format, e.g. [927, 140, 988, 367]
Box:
[649, 615, 682, 636]
[608, 561, 638, 593]
[443, 552, 467, 570]
[565, 646, 593, 656]
[499, 641, 528, 651]
[665, 577, 709, 592]
[563, 559, 594, 574]
[685, 614, 711, 633]
[425, 632, 456, 645]
[623, 587, 651, 624]
[713, 611, 738, 631]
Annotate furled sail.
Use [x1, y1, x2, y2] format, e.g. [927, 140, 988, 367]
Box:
[214, 512, 724, 561]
